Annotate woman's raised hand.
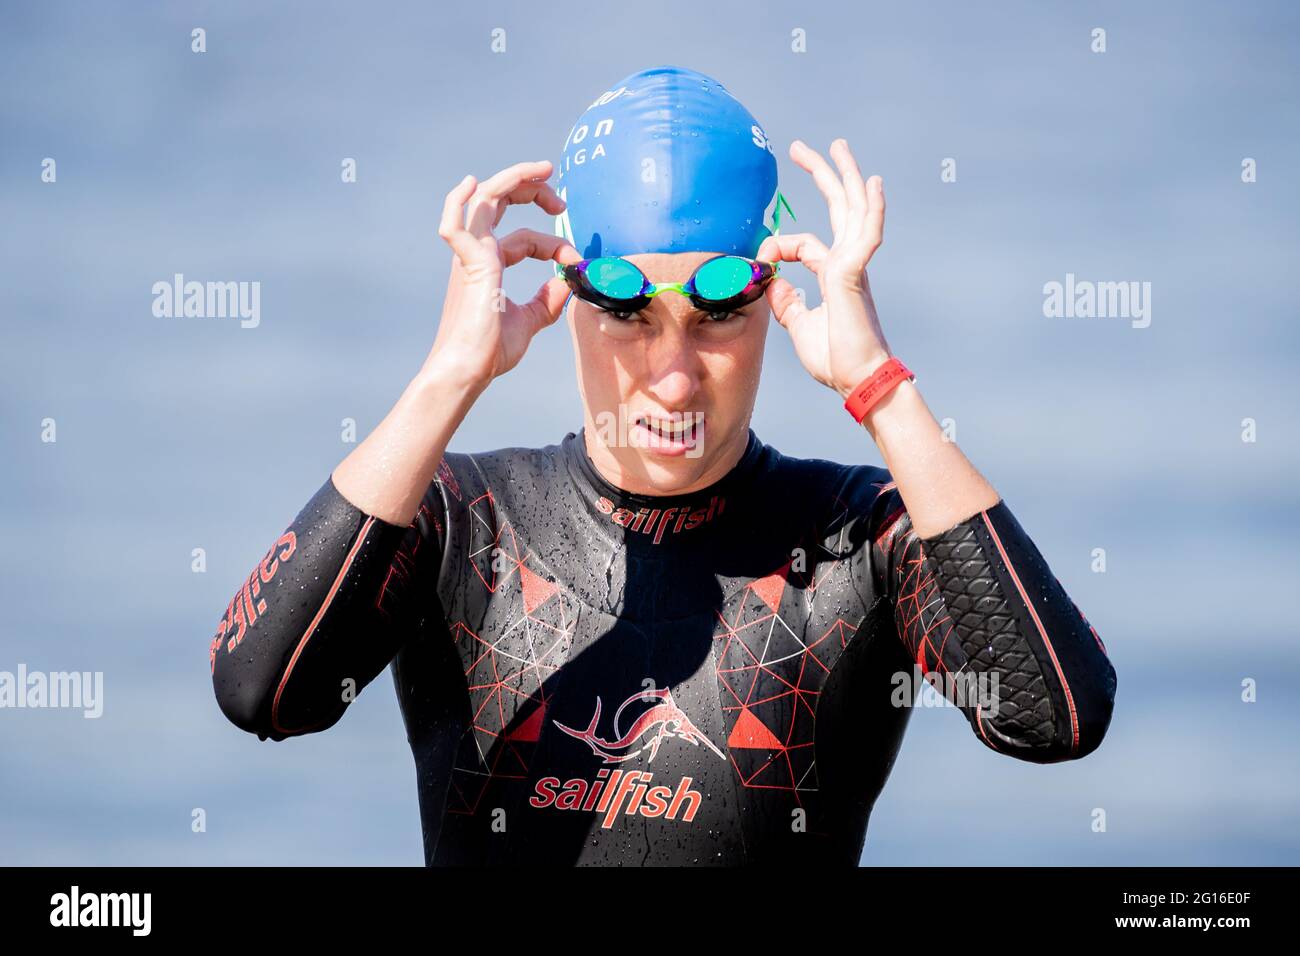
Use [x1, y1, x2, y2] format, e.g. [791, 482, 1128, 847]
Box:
[757, 139, 894, 397]
[426, 160, 582, 389]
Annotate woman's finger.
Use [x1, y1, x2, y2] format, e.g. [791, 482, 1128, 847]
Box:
[790, 140, 847, 237]
[864, 175, 886, 248]
[829, 139, 868, 229]
[528, 180, 567, 215]
[466, 178, 563, 236]
[497, 228, 581, 269]
[757, 232, 830, 275]
[483, 179, 568, 226]
[515, 276, 573, 337]
[765, 277, 813, 332]
[474, 160, 555, 202]
[465, 161, 557, 236]
[438, 174, 485, 263]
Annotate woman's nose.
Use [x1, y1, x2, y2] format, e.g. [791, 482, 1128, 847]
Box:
[644, 333, 701, 410]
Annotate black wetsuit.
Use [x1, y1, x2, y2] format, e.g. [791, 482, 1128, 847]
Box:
[210, 430, 1116, 865]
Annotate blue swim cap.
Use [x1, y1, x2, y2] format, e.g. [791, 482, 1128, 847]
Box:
[555, 65, 780, 259]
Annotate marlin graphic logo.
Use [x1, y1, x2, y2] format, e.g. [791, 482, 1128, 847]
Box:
[554, 686, 726, 764]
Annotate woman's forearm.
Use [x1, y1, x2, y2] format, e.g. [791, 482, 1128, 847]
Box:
[331, 361, 485, 526]
[212, 361, 477, 740]
[859, 372, 1001, 539]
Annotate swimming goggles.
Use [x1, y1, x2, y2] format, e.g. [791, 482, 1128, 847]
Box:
[558, 254, 779, 314]
[555, 191, 795, 314]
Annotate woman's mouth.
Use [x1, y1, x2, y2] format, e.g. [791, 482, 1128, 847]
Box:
[632, 414, 705, 457]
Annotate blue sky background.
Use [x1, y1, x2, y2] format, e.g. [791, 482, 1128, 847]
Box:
[1, 0, 1297, 865]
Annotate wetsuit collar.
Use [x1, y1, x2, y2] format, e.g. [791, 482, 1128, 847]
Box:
[562, 428, 765, 549]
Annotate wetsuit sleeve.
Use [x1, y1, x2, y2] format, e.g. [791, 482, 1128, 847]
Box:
[208, 474, 447, 742]
[868, 486, 1117, 762]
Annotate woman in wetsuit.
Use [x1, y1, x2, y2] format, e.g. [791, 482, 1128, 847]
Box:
[210, 65, 1116, 866]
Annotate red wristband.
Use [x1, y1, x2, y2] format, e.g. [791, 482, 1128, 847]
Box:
[843, 358, 915, 423]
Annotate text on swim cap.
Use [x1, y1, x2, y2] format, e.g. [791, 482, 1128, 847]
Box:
[587, 85, 632, 111]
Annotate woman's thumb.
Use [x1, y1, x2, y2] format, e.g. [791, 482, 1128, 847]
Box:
[522, 277, 572, 334]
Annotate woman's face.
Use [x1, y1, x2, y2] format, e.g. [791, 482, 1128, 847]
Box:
[567, 251, 771, 496]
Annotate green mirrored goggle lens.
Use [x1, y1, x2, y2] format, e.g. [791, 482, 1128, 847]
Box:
[691, 256, 753, 300]
[587, 257, 647, 299]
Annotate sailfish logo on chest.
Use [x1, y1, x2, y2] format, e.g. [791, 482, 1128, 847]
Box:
[554, 685, 727, 764]
[593, 495, 725, 544]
